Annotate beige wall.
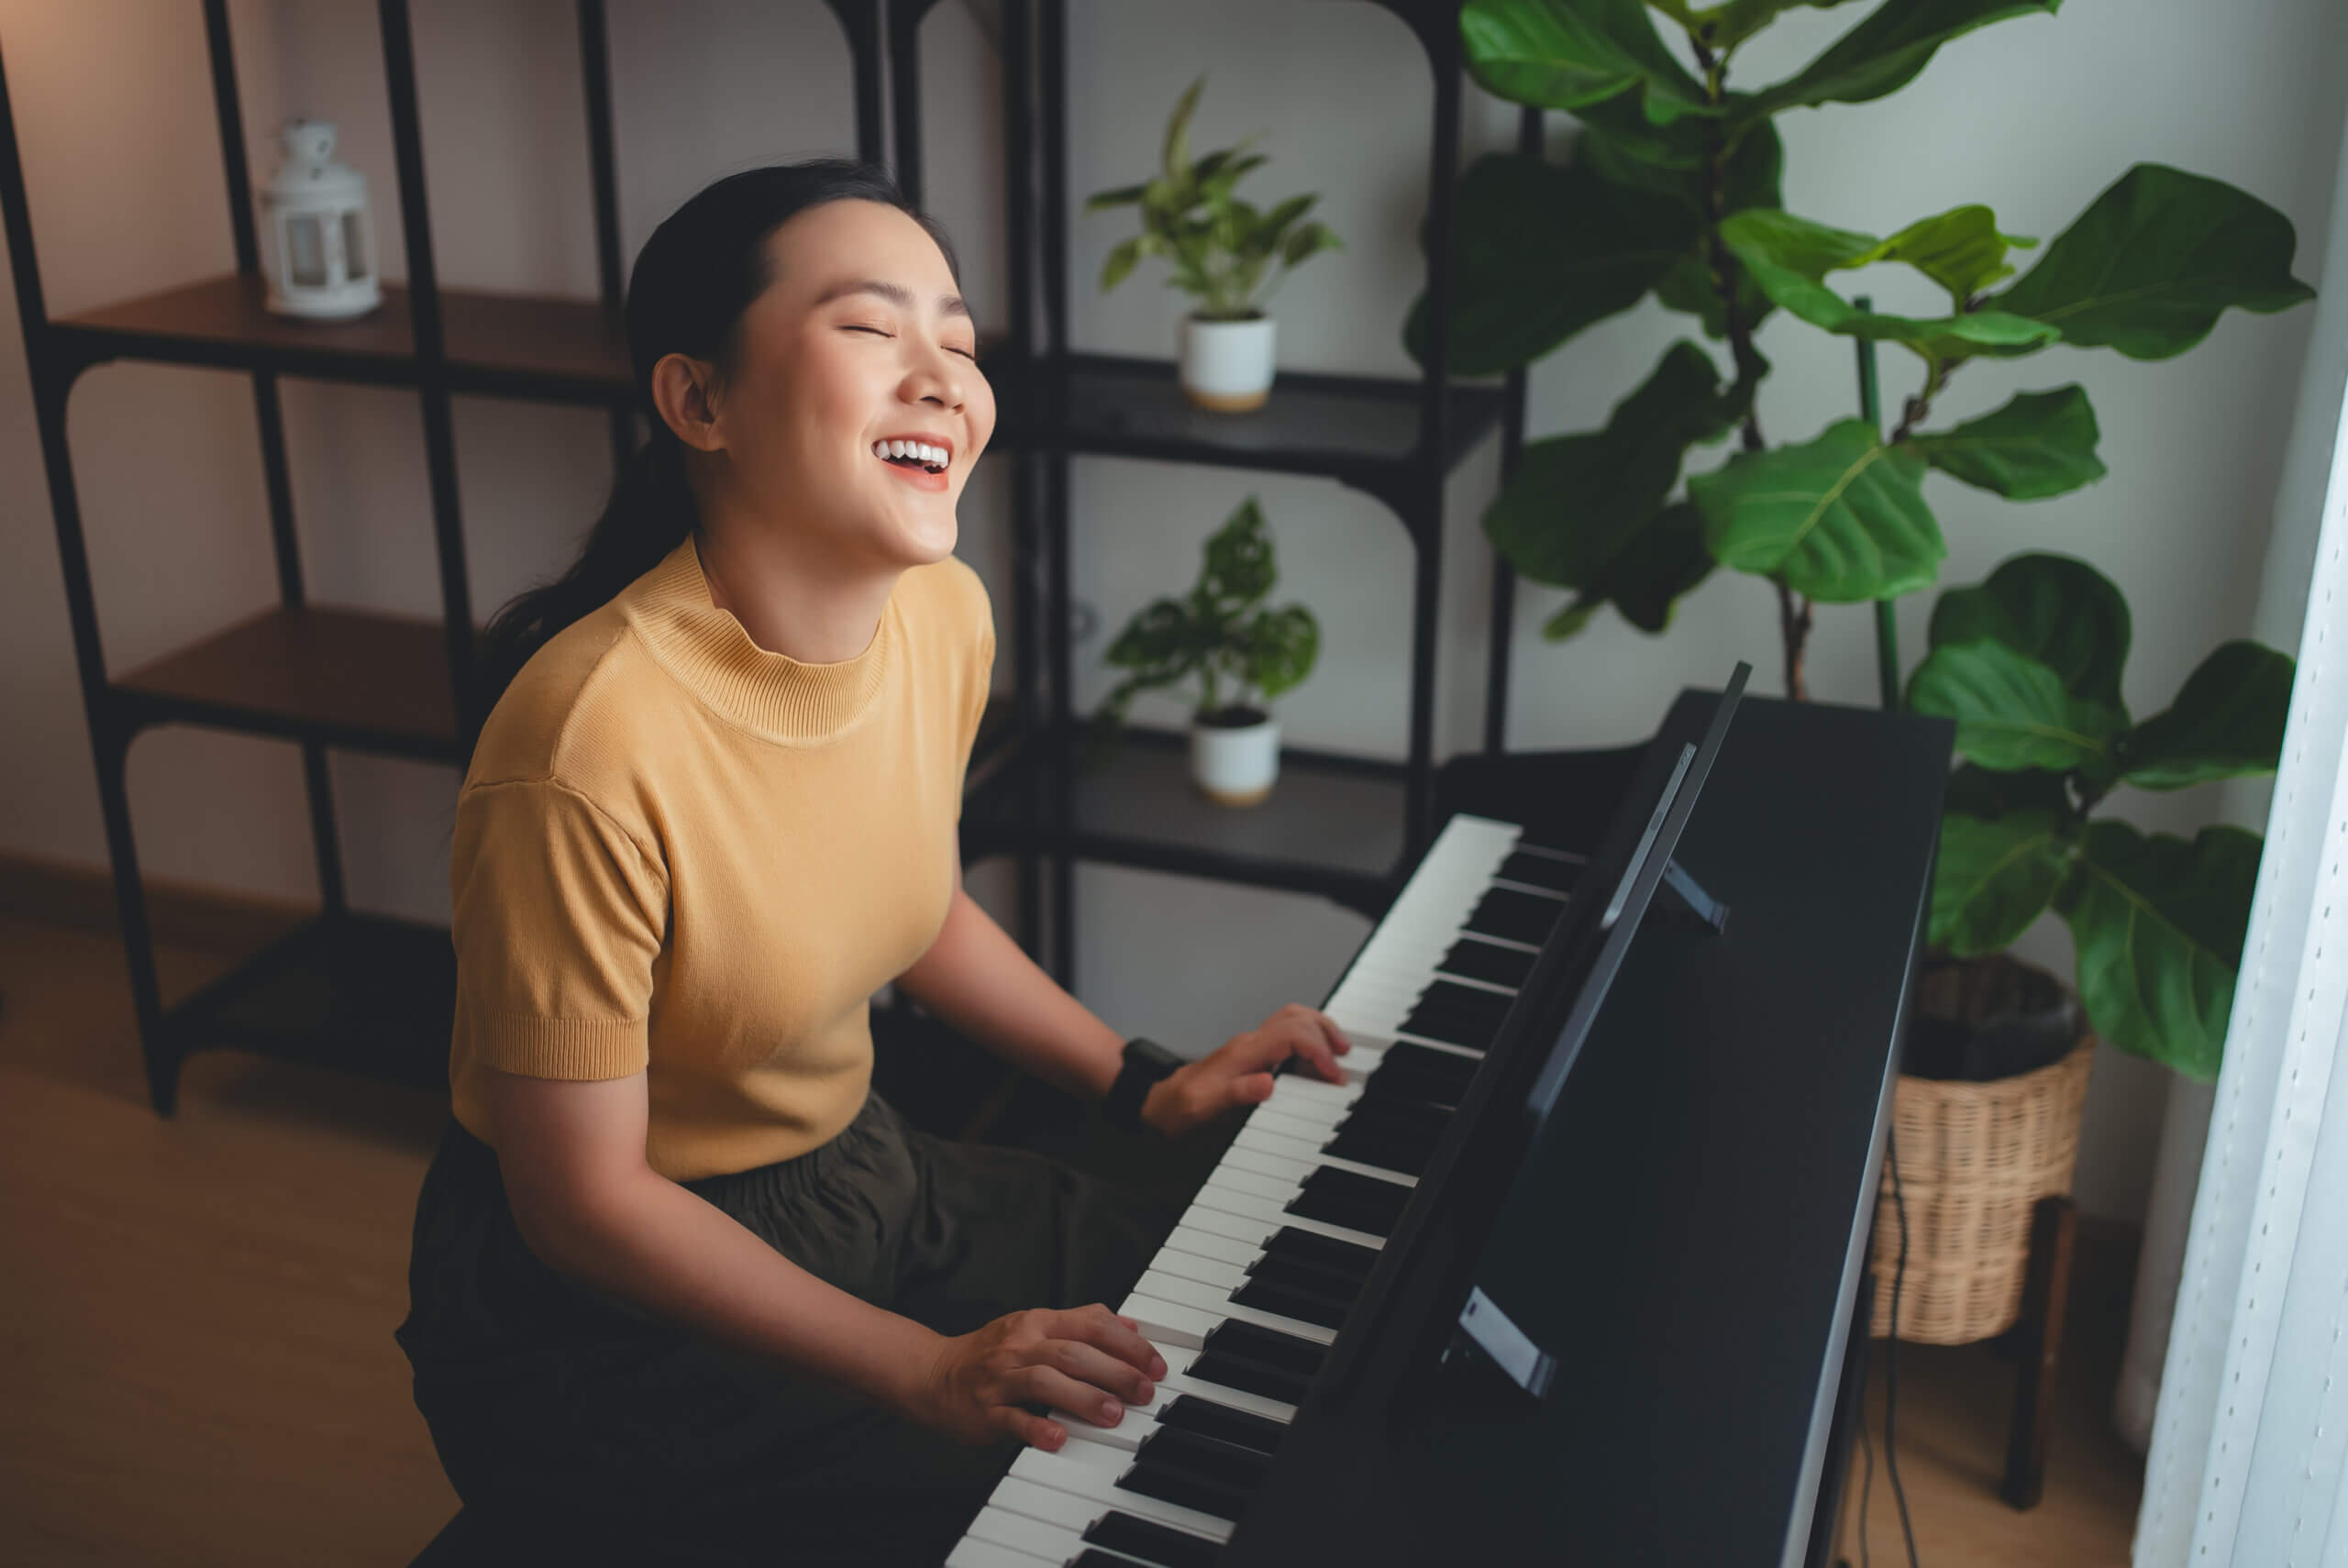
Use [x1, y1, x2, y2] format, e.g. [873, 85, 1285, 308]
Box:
[2, 0, 2342, 1222]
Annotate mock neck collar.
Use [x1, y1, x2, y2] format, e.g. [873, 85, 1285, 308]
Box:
[619, 535, 893, 745]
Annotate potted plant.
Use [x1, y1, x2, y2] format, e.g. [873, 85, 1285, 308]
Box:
[1091, 496, 1320, 806]
[1866, 553, 2294, 1363]
[1423, 0, 2313, 699]
[1086, 75, 1343, 413]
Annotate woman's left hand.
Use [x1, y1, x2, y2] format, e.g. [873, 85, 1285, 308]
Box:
[1140, 1004, 1352, 1139]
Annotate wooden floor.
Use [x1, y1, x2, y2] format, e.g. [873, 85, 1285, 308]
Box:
[0, 911, 2145, 1565]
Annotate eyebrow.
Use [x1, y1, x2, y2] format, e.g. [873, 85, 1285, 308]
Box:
[813, 277, 972, 321]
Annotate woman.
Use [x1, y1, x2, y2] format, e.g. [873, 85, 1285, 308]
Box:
[393, 160, 1351, 1565]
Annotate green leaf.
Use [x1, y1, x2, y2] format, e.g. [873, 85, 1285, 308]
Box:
[1943, 760, 2072, 819]
[1485, 342, 1745, 589]
[1866, 204, 2037, 303]
[1460, 0, 1714, 124]
[1405, 154, 1694, 376]
[1721, 207, 2061, 360]
[1603, 500, 1718, 632]
[1911, 387, 2105, 499]
[1100, 237, 1146, 293]
[2122, 640, 2295, 790]
[1745, 0, 2064, 120]
[1654, 248, 1777, 340]
[2056, 821, 2263, 1078]
[1907, 639, 2128, 771]
[1085, 182, 1148, 211]
[1931, 809, 2073, 955]
[1241, 604, 1320, 701]
[1163, 76, 1205, 184]
[1578, 113, 1784, 216]
[1926, 551, 2129, 707]
[1689, 419, 1944, 601]
[1281, 221, 1342, 269]
[1990, 163, 2317, 359]
[1201, 497, 1275, 608]
[1544, 595, 1605, 640]
[1688, 0, 1869, 55]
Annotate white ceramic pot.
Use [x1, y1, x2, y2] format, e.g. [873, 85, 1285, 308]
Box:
[1190, 710, 1279, 806]
[1180, 314, 1276, 412]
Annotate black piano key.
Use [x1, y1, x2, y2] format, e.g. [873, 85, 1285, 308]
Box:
[1334, 1095, 1452, 1141]
[1438, 937, 1539, 988]
[1367, 1044, 1481, 1100]
[1205, 1320, 1327, 1378]
[1074, 1552, 1162, 1568]
[1117, 1459, 1254, 1523]
[1286, 1168, 1411, 1237]
[1136, 1427, 1277, 1491]
[1406, 977, 1514, 1026]
[1260, 1226, 1382, 1279]
[1379, 1042, 1483, 1083]
[1499, 848, 1580, 892]
[1247, 1246, 1369, 1297]
[1323, 1126, 1434, 1176]
[1082, 1510, 1221, 1568]
[1231, 1275, 1349, 1330]
[1357, 1070, 1466, 1112]
[1399, 1001, 1512, 1048]
[1155, 1394, 1290, 1456]
[1186, 1351, 1311, 1406]
[1465, 886, 1567, 944]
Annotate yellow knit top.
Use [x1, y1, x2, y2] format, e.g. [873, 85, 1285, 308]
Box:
[447, 534, 994, 1181]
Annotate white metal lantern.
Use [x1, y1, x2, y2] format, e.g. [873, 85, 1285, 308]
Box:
[260, 119, 381, 320]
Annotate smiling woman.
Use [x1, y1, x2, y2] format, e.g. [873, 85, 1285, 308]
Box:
[395, 160, 1353, 1565]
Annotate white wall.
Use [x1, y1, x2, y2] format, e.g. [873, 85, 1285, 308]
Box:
[2, 0, 2341, 1223]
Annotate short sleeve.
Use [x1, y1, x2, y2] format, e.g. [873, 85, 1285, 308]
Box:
[450, 777, 669, 1081]
[955, 571, 998, 813]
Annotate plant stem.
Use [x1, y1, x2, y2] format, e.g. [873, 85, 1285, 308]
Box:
[1692, 37, 1807, 699]
[1889, 358, 1952, 445]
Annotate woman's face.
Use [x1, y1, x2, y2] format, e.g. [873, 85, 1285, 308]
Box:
[694, 198, 994, 572]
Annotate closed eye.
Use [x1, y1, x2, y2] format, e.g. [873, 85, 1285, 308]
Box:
[847, 323, 979, 361]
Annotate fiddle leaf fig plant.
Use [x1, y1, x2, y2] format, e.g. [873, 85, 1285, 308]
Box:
[1908, 553, 2296, 1080]
[1415, 0, 2316, 698]
[1087, 75, 1343, 321]
[1092, 497, 1321, 734]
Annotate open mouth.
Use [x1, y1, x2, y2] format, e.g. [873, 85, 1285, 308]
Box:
[872, 438, 950, 476]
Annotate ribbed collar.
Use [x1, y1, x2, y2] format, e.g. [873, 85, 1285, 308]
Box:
[619, 535, 893, 745]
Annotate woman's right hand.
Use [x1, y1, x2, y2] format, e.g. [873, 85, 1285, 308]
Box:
[914, 1304, 1168, 1450]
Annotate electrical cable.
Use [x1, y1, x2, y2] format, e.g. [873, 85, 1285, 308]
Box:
[1856, 1378, 1875, 1568]
[1883, 1123, 1922, 1568]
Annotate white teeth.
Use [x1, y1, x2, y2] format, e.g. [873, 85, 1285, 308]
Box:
[874, 439, 949, 468]
[889, 439, 910, 458]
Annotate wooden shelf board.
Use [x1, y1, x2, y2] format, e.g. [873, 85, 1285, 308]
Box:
[169, 911, 452, 1091]
[53, 273, 628, 401]
[112, 603, 460, 756]
[985, 350, 1506, 481]
[966, 723, 1408, 898]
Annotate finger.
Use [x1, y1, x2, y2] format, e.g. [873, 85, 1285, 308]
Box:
[1020, 1364, 1126, 1427]
[1047, 1337, 1157, 1407]
[996, 1405, 1066, 1451]
[1229, 1071, 1276, 1109]
[1062, 1307, 1170, 1381]
[1283, 1016, 1346, 1083]
[1306, 1006, 1354, 1056]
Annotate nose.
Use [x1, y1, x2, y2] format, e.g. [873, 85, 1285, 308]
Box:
[903, 341, 965, 412]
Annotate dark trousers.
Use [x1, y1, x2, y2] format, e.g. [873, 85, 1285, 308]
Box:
[393, 1091, 1175, 1565]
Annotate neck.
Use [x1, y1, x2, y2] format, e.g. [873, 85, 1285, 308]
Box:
[694, 515, 899, 665]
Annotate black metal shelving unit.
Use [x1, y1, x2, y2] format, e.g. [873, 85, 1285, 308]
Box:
[0, 0, 1531, 1112]
[897, 0, 1530, 979]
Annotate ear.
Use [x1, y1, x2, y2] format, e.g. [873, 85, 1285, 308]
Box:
[649, 351, 725, 454]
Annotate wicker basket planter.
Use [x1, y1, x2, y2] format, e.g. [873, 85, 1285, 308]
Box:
[1868, 957, 2097, 1345]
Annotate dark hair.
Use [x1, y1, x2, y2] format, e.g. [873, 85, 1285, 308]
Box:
[470, 159, 961, 716]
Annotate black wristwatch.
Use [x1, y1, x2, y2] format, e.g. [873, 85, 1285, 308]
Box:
[1103, 1037, 1182, 1133]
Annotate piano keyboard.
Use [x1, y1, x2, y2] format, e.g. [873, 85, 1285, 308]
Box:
[948, 814, 1585, 1567]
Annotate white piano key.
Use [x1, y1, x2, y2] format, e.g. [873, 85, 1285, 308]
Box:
[967, 1506, 1092, 1562]
[1190, 1184, 1386, 1250]
[1133, 1269, 1339, 1344]
[1204, 1163, 1301, 1205]
[946, 1536, 1049, 1568]
[1145, 1362, 1300, 1423]
[1050, 1402, 1156, 1452]
[1453, 929, 1542, 954]
[1147, 1245, 1248, 1294]
[1235, 1121, 1414, 1186]
[1218, 1143, 1322, 1188]
[989, 1474, 1109, 1536]
[1155, 1223, 1265, 1269]
[1246, 1102, 1340, 1143]
[1007, 1444, 1236, 1543]
[1121, 1290, 1222, 1348]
